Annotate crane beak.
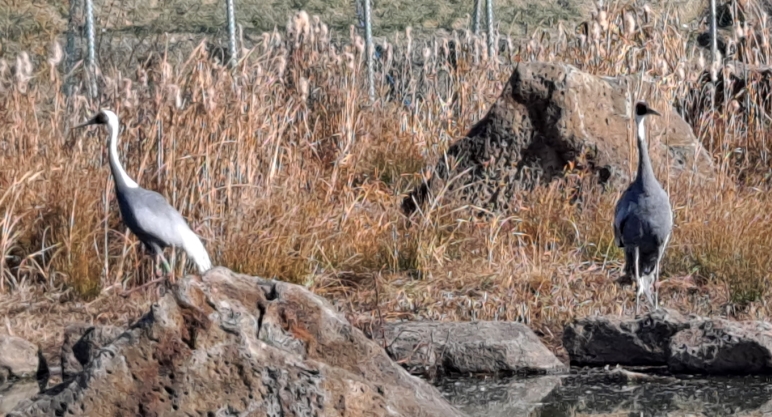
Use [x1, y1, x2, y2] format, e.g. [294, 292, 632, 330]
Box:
[647, 108, 661, 117]
[74, 116, 98, 129]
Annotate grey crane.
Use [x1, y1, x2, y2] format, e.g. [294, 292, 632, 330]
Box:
[613, 101, 673, 315]
[75, 109, 213, 280]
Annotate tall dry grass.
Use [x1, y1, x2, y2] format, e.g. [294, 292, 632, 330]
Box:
[3, 4, 772, 350]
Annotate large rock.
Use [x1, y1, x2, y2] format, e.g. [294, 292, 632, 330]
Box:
[403, 61, 714, 214]
[9, 267, 467, 417]
[377, 321, 566, 376]
[562, 308, 694, 367]
[669, 319, 772, 374]
[60, 323, 125, 379]
[565, 310, 772, 375]
[0, 336, 41, 382]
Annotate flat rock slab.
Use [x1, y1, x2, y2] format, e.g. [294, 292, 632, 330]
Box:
[563, 309, 695, 367]
[377, 321, 567, 376]
[9, 267, 467, 417]
[0, 336, 40, 382]
[669, 319, 772, 374]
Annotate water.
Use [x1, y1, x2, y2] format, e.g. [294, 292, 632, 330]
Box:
[436, 368, 772, 417]
[6, 367, 772, 416]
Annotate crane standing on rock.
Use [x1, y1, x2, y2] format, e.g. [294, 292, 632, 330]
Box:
[613, 101, 673, 315]
[75, 109, 213, 284]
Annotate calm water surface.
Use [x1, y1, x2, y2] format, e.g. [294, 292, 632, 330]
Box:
[436, 369, 772, 417]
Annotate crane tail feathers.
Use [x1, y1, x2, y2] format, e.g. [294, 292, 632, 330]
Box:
[181, 228, 213, 274]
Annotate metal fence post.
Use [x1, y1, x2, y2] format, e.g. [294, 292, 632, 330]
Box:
[355, 0, 365, 29]
[226, 0, 238, 68]
[486, 0, 495, 61]
[364, 0, 375, 100]
[65, 0, 84, 98]
[473, 0, 482, 35]
[85, 0, 98, 98]
[709, 0, 718, 66]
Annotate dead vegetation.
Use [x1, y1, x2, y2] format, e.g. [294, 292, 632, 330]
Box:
[2, 2, 772, 355]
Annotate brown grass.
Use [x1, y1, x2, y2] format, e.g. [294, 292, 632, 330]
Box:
[3, 3, 772, 356]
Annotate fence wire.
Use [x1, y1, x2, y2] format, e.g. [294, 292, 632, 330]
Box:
[55, 0, 506, 106]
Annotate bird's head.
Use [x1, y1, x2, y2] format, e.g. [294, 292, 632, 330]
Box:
[75, 109, 119, 130]
[635, 101, 661, 118]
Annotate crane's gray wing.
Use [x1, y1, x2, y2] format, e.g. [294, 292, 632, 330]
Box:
[644, 201, 674, 246]
[121, 188, 191, 248]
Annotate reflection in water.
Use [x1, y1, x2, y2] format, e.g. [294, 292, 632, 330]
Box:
[437, 369, 772, 417]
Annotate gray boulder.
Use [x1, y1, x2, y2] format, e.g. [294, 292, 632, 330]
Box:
[9, 267, 467, 417]
[669, 319, 772, 374]
[562, 308, 694, 366]
[377, 321, 566, 376]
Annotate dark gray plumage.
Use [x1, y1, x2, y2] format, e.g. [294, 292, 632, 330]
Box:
[613, 101, 673, 315]
[76, 109, 212, 277]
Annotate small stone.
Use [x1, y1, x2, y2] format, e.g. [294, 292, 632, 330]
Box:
[0, 336, 39, 382]
[0, 380, 39, 415]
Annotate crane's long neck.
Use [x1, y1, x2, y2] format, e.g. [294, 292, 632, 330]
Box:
[106, 117, 139, 190]
[635, 115, 657, 186]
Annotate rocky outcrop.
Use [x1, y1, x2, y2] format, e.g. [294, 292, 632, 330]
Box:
[376, 321, 566, 377]
[9, 267, 466, 417]
[564, 309, 772, 375]
[563, 309, 694, 367]
[0, 336, 43, 383]
[669, 319, 772, 374]
[60, 323, 125, 379]
[403, 61, 714, 214]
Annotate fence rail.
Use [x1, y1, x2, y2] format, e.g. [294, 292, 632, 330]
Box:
[64, 0, 499, 102]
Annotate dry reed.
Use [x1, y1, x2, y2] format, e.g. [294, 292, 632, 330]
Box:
[2, 3, 772, 354]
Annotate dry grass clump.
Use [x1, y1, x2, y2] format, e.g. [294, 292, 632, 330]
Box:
[3, 2, 772, 352]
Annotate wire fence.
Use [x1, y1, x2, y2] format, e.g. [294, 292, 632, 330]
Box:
[62, 0, 500, 102]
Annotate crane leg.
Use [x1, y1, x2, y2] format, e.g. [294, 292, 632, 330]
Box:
[152, 254, 171, 277]
[634, 247, 641, 316]
[642, 273, 655, 309]
[653, 234, 670, 311]
[158, 253, 172, 275]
